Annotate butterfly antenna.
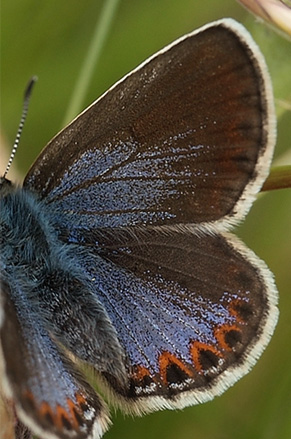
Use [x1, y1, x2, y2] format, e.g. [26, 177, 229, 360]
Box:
[3, 76, 38, 178]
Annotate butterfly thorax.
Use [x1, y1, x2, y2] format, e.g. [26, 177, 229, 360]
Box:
[0, 179, 56, 277]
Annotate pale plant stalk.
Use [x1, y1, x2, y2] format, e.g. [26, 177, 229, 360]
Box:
[62, 0, 121, 127]
[237, 0, 291, 37]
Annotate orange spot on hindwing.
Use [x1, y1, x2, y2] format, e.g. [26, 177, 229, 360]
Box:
[190, 341, 222, 373]
[131, 364, 155, 388]
[158, 351, 193, 385]
[214, 324, 242, 351]
[22, 389, 92, 433]
[228, 298, 253, 323]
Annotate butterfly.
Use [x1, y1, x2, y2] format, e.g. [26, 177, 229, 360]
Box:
[0, 18, 278, 439]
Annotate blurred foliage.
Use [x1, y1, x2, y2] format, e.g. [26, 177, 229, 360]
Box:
[1, 1, 291, 439]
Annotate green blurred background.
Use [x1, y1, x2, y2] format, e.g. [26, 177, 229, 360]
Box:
[1, 1, 291, 438]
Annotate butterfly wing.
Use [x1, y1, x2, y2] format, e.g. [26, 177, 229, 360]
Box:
[24, 19, 275, 233]
[0, 279, 110, 439]
[21, 19, 278, 415]
[68, 229, 278, 411]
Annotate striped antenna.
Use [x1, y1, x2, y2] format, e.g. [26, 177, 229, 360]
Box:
[3, 76, 38, 178]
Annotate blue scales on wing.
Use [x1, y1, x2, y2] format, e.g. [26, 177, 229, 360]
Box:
[57, 228, 270, 408]
[22, 22, 275, 411]
[0, 280, 109, 439]
[24, 23, 269, 231]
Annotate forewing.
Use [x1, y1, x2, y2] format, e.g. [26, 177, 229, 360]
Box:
[24, 20, 275, 231]
[75, 229, 278, 411]
[0, 280, 110, 439]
